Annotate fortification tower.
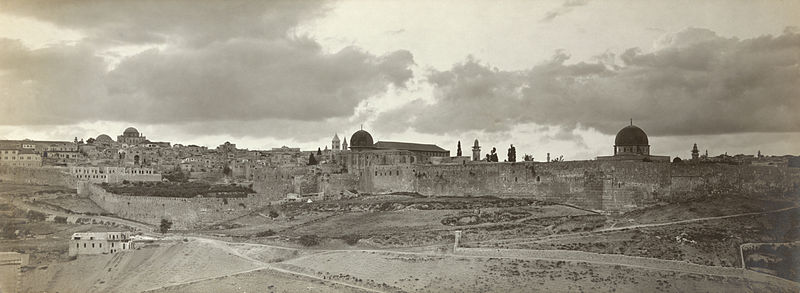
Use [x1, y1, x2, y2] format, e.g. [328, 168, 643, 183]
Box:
[472, 139, 481, 161]
[691, 143, 699, 160]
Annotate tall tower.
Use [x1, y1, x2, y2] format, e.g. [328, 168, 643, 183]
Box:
[472, 139, 481, 161]
[332, 134, 341, 151]
[342, 138, 348, 151]
[691, 143, 699, 160]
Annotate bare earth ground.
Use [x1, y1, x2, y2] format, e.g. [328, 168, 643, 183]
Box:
[2, 182, 798, 292]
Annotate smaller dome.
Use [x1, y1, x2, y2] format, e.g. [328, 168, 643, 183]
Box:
[349, 130, 374, 149]
[123, 127, 139, 137]
[615, 125, 649, 146]
[96, 134, 113, 143]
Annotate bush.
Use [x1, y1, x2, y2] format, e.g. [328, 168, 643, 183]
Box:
[26, 210, 47, 222]
[342, 234, 361, 245]
[159, 219, 173, 234]
[298, 235, 320, 247]
[54, 216, 67, 223]
[268, 210, 279, 219]
[256, 230, 276, 237]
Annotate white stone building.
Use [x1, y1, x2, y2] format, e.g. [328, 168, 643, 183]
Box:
[69, 232, 134, 256]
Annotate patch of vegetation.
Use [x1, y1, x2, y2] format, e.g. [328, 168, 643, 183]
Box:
[342, 234, 361, 245]
[26, 210, 47, 221]
[255, 230, 276, 237]
[298, 234, 321, 246]
[160, 219, 173, 234]
[103, 181, 255, 198]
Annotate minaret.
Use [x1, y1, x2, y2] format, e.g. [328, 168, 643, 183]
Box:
[691, 143, 699, 160]
[472, 139, 481, 161]
[342, 138, 348, 151]
[332, 134, 341, 151]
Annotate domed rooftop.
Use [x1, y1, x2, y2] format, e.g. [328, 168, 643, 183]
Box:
[349, 130, 374, 149]
[96, 134, 113, 142]
[615, 124, 649, 146]
[123, 127, 139, 137]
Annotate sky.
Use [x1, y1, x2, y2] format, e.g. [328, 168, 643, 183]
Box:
[0, 0, 798, 160]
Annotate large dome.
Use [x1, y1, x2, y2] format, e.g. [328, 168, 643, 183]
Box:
[96, 134, 113, 142]
[615, 125, 649, 146]
[349, 130, 374, 148]
[123, 127, 139, 137]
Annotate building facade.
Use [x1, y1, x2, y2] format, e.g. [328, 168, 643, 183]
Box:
[0, 149, 42, 167]
[69, 232, 134, 256]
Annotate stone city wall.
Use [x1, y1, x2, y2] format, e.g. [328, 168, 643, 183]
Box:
[0, 165, 76, 187]
[245, 160, 799, 212]
[668, 163, 800, 201]
[84, 183, 273, 230]
[355, 160, 796, 211]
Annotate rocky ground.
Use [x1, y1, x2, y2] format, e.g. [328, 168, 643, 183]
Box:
[2, 182, 798, 292]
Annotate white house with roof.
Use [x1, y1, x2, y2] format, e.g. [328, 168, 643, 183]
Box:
[69, 232, 135, 256]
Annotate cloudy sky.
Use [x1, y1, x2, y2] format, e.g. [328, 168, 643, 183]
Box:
[0, 0, 798, 160]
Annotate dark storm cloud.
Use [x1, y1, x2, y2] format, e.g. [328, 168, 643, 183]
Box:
[0, 0, 415, 128]
[0, 0, 325, 47]
[375, 28, 800, 137]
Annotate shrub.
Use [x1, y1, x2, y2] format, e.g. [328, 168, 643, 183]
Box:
[342, 234, 361, 245]
[159, 219, 173, 234]
[54, 216, 67, 223]
[298, 235, 320, 247]
[256, 230, 276, 237]
[26, 210, 47, 221]
[268, 210, 279, 219]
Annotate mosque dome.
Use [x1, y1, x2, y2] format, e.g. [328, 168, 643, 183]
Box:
[614, 124, 649, 146]
[349, 130, 374, 149]
[123, 127, 140, 137]
[96, 134, 113, 143]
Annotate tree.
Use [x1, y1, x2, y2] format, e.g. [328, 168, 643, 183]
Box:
[507, 144, 516, 162]
[308, 153, 318, 165]
[86, 137, 96, 144]
[164, 167, 188, 182]
[673, 157, 683, 163]
[222, 165, 232, 176]
[490, 147, 498, 162]
[523, 154, 533, 161]
[160, 219, 173, 234]
[317, 147, 322, 156]
[457, 141, 462, 157]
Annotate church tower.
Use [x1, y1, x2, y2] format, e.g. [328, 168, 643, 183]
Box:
[332, 134, 341, 151]
[472, 139, 481, 161]
[342, 138, 348, 151]
[691, 143, 699, 160]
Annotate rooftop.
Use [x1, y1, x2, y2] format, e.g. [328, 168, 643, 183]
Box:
[374, 141, 448, 153]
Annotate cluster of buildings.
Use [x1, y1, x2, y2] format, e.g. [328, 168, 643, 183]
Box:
[2, 123, 793, 187]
